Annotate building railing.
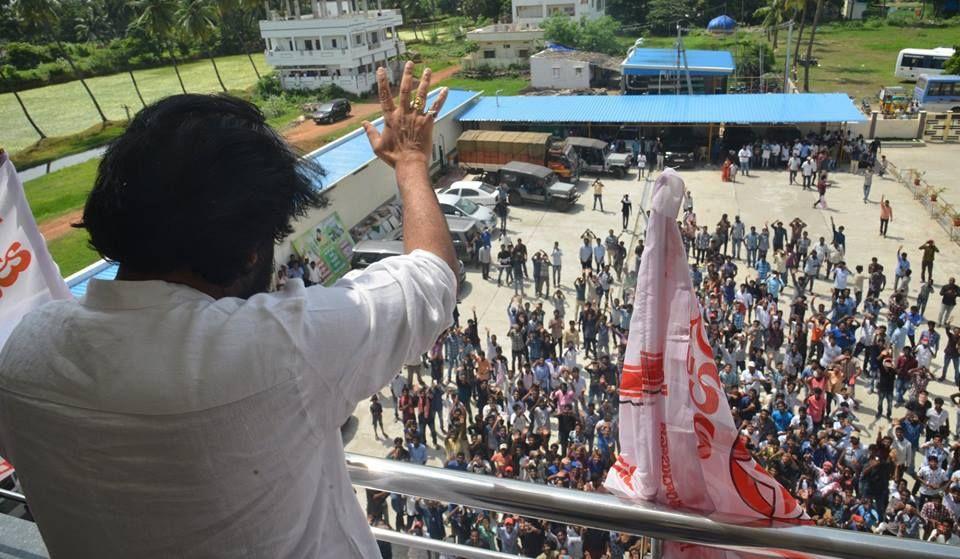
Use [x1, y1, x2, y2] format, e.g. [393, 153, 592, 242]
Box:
[887, 160, 960, 244]
[0, 454, 957, 558]
[345, 453, 960, 559]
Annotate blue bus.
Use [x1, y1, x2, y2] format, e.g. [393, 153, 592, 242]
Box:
[914, 74, 960, 113]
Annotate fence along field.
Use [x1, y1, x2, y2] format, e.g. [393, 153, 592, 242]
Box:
[1, 54, 269, 156]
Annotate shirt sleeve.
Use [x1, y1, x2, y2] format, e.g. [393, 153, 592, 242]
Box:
[300, 249, 456, 426]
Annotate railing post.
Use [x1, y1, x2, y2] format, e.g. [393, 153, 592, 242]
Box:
[650, 537, 663, 559]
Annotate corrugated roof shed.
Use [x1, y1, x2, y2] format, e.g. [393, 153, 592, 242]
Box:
[456, 93, 866, 124]
[307, 88, 480, 192]
[622, 48, 735, 76]
[67, 261, 119, 298]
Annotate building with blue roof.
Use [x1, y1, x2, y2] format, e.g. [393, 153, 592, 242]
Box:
[621, 46, 735, 95]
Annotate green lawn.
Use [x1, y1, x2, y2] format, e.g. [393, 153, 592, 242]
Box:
[24, 158, 99, 225]
[47, 228, 100, 277]
[10, 121, 126, 170]
[2, 53, 269, 154]
[437, 76, 528, 96]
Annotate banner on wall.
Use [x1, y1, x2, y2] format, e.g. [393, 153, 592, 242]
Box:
[291, 212, 356, 286]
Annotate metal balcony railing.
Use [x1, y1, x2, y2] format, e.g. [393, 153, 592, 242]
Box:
[1, 454, 958, 558]
[345, 453, 960, 559]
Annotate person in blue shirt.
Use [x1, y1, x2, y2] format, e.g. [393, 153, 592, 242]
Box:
[408, 435, 428, 465]
[766, 272, 784, 301]
[691, 264, 703, 289]
[772, 400, 794, 433]
[900, 305, 923, 347]
[445, 452, 468, 470]
[755, 256, 771, 281]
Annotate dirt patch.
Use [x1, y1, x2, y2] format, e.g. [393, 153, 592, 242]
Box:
[282, 64, 462, 153]
[39, 209, 83, 240]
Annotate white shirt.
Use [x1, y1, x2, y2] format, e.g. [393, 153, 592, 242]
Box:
[579, 245, 592, 261]
[593, 244, 605, 262]
[834, 267, 851, 290]
[0, 250, 456, 559]
[551, 248, 563, 266]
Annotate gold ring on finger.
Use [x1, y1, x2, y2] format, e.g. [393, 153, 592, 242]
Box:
[411, 96, 425, 112]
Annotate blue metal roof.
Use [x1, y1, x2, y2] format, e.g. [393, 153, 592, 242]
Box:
[456, 93, 866, 124]
[622, 48, 735, 76]
[306, 88, 480, 192]
[66, 261, 118, 298]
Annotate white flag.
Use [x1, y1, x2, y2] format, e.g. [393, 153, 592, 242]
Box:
[605, 170, 811, 559]
[0, 151, 73, 349]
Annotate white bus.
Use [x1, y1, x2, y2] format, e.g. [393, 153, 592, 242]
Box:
[894, 47, 955, 80]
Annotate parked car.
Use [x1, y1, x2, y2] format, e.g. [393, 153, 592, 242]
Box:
[498, 161, 578, 211]
[311, 99, 351, 124]
[351, 239, 466, 287]
[436, 193, 497, 231]
[438, 181, 500, 207]
[663, 143, 697, 169]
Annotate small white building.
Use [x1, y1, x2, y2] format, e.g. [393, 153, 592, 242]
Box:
[463, 24, 544, 70]
[512, 0, 605, 26]
[842, 0, 869, 20]
[259, 0, 405, 95]
[530, 48, 620, 90]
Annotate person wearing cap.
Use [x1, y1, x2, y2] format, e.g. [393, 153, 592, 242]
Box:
[497, 517, 519, 554]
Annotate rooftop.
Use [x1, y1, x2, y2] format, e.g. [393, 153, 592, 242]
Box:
[531, 48, 621, 72]
[456, 93, 866, 124]
[306, 88, 480, 192]
[621, 47, 735, 76]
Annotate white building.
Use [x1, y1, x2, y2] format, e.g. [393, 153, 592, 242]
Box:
[512, 0, 605, 26]
[529, 48, 619, 90]
[259, 0, 405, 95]
[463, 24, 544, 70]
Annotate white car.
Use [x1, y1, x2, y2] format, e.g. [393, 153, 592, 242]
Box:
[438, 181, 500, 208]
[435, 193, 497, 231]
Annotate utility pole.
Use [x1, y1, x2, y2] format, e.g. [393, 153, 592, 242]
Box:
[783, 20, 794, 93]
[675, 22, 694, 95]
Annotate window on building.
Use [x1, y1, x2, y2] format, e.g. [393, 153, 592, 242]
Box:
[484, 50, 496, 59]
[518, 50, 529, 58]
[504, 44, 511, 49]
[575, 67, 583, 75]
[552, 67, 560, 78]
[304, 39, 314, 50]
[331, 38, 338, 48]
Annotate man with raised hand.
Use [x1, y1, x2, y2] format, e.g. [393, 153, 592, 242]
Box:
[0, 62, 457, 558]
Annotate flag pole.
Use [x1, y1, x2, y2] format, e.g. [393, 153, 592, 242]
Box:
[650, 537, 663, 559]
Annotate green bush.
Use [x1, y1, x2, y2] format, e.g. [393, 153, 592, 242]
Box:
[3, 43, 57, 70]
[260, 95, 290, 118]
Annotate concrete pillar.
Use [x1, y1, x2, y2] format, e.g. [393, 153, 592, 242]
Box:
[868, 111, 879, 139]
[918, 111, 928, 140]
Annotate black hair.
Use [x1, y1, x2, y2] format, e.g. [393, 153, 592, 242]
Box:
[79, 94, 326, 287]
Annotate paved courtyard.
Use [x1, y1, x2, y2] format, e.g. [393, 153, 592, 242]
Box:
[344, 147, 960, 470]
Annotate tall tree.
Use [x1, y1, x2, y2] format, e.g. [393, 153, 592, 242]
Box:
[233, 0, 263, 79]
[177, 0, 227, 91]
[790, 0, 807, 77]
[801, 0, 823, 92]
[14, 0, 109, 123]
[754, 0, 785, 50]
[130, 0, 188, 93]
[0, 62, 47, 140]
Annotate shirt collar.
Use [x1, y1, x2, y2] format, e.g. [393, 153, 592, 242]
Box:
[83, 278, 216, 310]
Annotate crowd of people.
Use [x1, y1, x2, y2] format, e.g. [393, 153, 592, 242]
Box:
[362, 133, 960, 558]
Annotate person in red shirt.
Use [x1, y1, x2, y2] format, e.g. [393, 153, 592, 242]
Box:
[805, 387, 828, 430]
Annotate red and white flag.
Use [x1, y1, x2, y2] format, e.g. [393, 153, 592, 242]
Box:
[604, 169, 807, 558]
[0, 151, 73, 349]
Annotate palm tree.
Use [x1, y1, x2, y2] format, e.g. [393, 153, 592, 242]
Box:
[0, 63, 46, 140]
[802, 0, 824, 92]
[229, 0, 262, 79]
[177, 0, 227, 91]
[14, 0, 109, 124]
[754, 0, 785, 50]
[789, 0, 808, 77]
[130, 0, 188, 93]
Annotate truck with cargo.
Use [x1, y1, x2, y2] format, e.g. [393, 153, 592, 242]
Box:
[497, 161, 579, 211]
[456, 131, 580, 182]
